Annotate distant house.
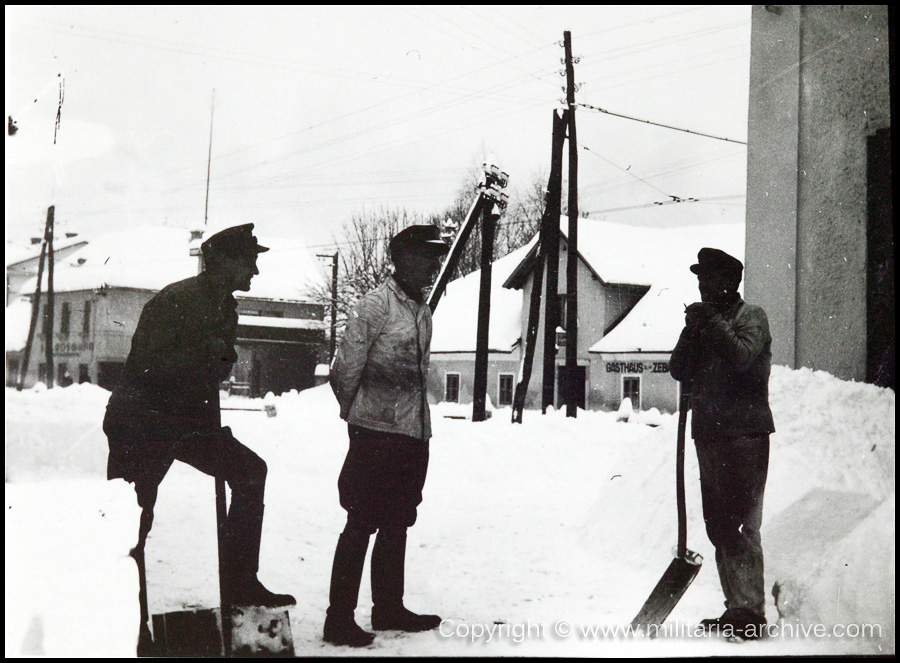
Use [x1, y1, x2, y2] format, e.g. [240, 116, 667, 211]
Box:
[429, 204, 745, 414]
[745, 5, 892, 388]
[6, 235, 89, 304]
[6, 225, 328, 396]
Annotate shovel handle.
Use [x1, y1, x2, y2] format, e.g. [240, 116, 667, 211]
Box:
[676, 388, 691, 558]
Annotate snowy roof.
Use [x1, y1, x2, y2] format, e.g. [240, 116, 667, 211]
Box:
[430, 242, 533, 353]
[17, 225, 325, 302]
[575, 202, 744, 285]
[507, 203, 745, 289]
[238, 315, 326, 330]
[6, 237, 89, 268]
[591, 220, 745, 353]
[433, 205, 745, 354]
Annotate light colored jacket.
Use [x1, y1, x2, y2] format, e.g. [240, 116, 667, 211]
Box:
[331, 277, 432, 440]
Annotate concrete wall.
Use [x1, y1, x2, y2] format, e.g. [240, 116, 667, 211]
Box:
[745, 5, 891, 381]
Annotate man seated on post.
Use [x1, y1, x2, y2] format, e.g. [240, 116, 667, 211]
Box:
[103, 223, 295, 609]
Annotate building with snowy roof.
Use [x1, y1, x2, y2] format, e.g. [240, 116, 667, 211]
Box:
[428, 203, 745, 414]
[6, 225, 328, 396]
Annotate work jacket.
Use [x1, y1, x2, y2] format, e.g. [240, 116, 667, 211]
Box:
[670, 297, 776, 439]
[331, 276, 432, 441]
[104, 271, 238, 481]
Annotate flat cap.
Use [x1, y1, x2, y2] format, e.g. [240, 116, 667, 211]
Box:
[690, 247, 743, 280]
[201, 223, 269, 258]
[389, 224, 450, 259]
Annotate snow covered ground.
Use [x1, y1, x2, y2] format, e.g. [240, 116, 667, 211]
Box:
[5, 366, 894, 656]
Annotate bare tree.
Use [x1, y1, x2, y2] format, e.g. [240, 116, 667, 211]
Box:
[305, 206, 426, 342]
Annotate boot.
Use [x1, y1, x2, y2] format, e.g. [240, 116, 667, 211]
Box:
[323, 529, 375, 647]
[225, 504, 296, 608]
[370, 528, 441, 632]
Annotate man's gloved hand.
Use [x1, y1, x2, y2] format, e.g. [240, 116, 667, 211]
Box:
[684, 302, 718, 327]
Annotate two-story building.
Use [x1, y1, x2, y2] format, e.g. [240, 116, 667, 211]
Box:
[6, 225, 328, 396]
[428, 204, 745, 414]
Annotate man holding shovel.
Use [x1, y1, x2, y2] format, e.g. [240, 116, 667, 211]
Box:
[669, 248, 775, 641]
[103, 223, 295, 613]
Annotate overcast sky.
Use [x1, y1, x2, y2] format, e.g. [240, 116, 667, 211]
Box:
[5, 5, 752, 253]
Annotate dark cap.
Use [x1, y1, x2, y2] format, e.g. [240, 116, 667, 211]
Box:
[201, 223, 269, 259]
[690, 247, 743, 280]
[389, 225, 450, 259]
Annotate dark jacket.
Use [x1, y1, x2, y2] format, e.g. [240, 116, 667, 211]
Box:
[331, 276, 432, 440]
[104, 271, 238, 482]
[670, 297, 776, 439]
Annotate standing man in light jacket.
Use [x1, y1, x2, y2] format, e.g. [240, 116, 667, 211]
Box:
[324, 225, 449, 647]
[669, 248, 776, 641]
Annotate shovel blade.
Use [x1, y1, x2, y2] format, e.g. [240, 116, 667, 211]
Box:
[631, 553, 702, 634]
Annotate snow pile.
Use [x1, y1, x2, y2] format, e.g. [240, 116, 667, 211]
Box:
[4, 366, 894, 656]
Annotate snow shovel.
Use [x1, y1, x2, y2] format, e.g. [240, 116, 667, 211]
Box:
[631, 389, 703, 634]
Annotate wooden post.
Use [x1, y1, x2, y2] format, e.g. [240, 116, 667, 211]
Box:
[542, 112, 566, 413]
[563, 30, 579, 418]
[17, 209, 51, 390]
[44, 205, 56, 388]
[513, 109, 567, 423]
[329, 252, 338, 361]
[472, 205, 498, 422]
[428, 195, 486, 313]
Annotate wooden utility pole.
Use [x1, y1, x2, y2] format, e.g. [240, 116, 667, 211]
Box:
[44, 205, 56, 389]
[17, 208, 52, 391]
[514, 109, 567, 422]
[318, 252, 339, 361]
[563, 30, 580, 418]
[542, 112, 566, 413]
[472, 205, 498, 422]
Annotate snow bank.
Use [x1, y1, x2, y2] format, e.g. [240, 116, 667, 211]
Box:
[4, 366, 894, 656]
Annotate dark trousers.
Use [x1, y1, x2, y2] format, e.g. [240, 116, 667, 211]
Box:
[108, 421, 268, 581]
[695, 434, 769, 617]
[327, 425, 429, 620]
[338, 425, 429, 535]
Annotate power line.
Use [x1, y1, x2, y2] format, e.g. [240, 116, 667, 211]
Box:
[576, 102, 747, 144]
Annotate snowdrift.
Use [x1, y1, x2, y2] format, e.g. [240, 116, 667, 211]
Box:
[5, 366, 894, 656]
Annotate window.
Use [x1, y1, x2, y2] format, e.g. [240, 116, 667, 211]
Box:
[557, 294, 568, 330]
[445, 373, 460, 403]
[498, 373, 515, 407]
[58, 363, 73, 387]
[82, 300, 91, 336]
[623, 376, 641, 410]
[78, 364, 90, 384]
[60, 301, 70, 337]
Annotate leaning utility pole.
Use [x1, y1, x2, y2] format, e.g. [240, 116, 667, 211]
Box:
[204, 89, 215, 228]
[17, 208, 52, 391]
[563, 30, 580, 418]
[44, 205, 56, 389]
[512, 109, 567, 423]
